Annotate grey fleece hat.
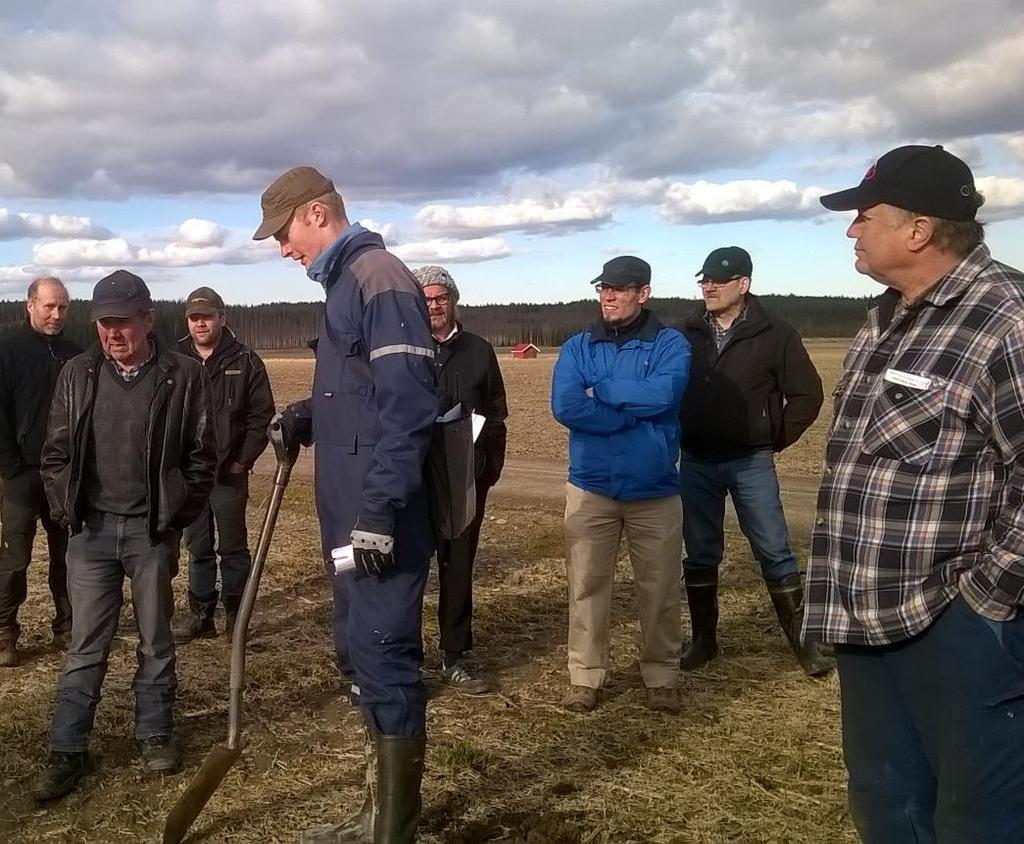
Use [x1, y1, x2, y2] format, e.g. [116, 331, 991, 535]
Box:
[412, 265, 460, 304]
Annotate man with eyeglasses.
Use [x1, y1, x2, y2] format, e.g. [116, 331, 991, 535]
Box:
[552, 256, 690, 714]
[413, 265, 507, 694]
[0, 277, 82, 666]
[677, 246, 831, 677]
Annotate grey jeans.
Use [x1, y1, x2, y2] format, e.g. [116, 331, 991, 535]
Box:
[50, 511, 178, 752]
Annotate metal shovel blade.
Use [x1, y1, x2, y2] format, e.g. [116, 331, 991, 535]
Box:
[162, 742, 242, 844]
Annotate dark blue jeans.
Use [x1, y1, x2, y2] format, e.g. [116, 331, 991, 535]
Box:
[836, 595, 1024, 843]
[182, 473, 251, 610]
[51, 512, 178, 752]
[678, 449, 798, 581]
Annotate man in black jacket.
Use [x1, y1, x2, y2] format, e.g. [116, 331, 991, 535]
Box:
[32, 270, 215, 801]
[414, 265, 507, 693]
[0, 277, 82, 666]
[678, 247, 831, 677]
[174, 286, 275, 642]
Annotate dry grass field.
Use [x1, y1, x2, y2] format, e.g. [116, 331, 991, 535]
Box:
[0, 340, 854, 843]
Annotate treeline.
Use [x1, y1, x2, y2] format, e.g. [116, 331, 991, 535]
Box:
[0, 294, 871, 350]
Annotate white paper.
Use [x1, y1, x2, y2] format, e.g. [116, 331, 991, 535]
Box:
[883, 368, 932, 391]
[471, 413, 486, 443]
[331, 544, 356, 574]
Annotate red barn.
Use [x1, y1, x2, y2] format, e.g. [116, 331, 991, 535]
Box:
[510, 342, 539, 359]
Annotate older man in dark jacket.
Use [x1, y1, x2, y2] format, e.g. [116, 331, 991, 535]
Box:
[678, 247, 831, 677]
[414, 265, 507, 693]
[0, 277, 82, 665]
[32, 270, 215, 802]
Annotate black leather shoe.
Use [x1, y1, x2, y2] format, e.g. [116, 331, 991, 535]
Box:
[139, 734, 182, 773]
[32, 751, 95, 801]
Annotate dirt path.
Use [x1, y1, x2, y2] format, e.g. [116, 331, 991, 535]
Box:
[254, 450, 822, 539]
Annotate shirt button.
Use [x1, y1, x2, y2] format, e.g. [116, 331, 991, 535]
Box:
[843, 421, 851, 430]
[815, 517, 825, 526]
[824, 465, 832, 474]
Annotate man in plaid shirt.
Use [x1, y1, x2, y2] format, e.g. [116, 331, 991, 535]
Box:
[807, 145, 1024, 841]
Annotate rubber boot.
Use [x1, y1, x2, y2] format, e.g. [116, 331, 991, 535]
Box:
[223, 594, 241, 639]
[173, 590, 218, 644]
[374, 734, 426, 844]
[0, 625, 19, 668]
[766, 574, 834, 677]
[679, 566, 719, 670]
[301, 729, 376, 843]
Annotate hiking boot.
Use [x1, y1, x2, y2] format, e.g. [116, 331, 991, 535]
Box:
[139, 735, 182, 774]
[767, 574, 835, 678]
[0, 627, 19, 667]
[680, 566, 719, 670]
[561, 685, 598, 712]
[173, 591, 218, 644]
[32, 751, 95, 802]
[645, 686, 681, 714]
[440, 654, 492, 694]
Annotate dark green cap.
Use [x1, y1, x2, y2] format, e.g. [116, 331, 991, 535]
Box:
[696, 246, 752, 280]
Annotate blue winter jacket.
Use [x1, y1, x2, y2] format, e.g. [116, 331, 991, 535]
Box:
[551, 311, 690, 500]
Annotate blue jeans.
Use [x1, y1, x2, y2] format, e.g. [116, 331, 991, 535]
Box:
[679, 449, 797, 581]
[836, 596, 1024, 843]
[182, 473, 251, 609]
[51, 512, 178, 752]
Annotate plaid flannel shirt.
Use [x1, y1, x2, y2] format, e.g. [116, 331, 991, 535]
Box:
[804, 244, 1024, 645]
[704, 303, 748, 351]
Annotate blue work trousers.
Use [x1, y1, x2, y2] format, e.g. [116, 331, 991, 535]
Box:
[679, 448, 797, 581]
[836, 595, 1024, 843]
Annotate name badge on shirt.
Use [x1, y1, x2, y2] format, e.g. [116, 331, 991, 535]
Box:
[884, 368, 932, 390]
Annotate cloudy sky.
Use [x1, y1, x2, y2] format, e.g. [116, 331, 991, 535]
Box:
[1, 0, 1023, 307]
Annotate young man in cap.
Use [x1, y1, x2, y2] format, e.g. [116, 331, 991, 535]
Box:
[255, 166, 437, 843]
[413, 265, 507, 694]
[551, 256, 690, 714]
[677, 247, 830, 677]
[32, 270, 215, 800]
[808, 145, 1024, 840]
[174, 286, 275, 642]
[0, 277, 82, 666]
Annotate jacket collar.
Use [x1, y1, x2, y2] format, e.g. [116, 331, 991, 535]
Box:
[685, 293, 770, 335]
[176, 326, 240, 364]
[85, 334, 179, 374]
[590, 309, 662, 344]
[307, 223, 383, 290]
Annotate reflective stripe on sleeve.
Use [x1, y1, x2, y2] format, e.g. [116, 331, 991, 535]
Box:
[368, 344, 435, 361]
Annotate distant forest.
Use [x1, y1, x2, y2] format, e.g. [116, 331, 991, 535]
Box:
[0, 294, 872, 350]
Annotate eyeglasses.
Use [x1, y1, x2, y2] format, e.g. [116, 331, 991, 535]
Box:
[595, 284, 644, 294]
[697, 276, 743, 288]
[424, 293, 451, 306]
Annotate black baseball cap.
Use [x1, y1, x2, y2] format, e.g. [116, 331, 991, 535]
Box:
[185, 286, 226, 317]
[819, 145, 981, 221]
[591, 255, 651, 288]
[696, 246, 752, 280]
[91, 270, 153, 321]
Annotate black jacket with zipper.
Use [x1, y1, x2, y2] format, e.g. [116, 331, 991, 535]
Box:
[41, 339, 216, 542]
[435, 325, 508, 488]
[678, 294, 823, 459]
[176, 328, 275, 478]
[0, 324, 83, 479]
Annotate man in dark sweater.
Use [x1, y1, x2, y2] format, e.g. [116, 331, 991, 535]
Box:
[413, 266, 507, 693]
[0, 277, 82, 666]
[174, 286, 274, 642]
[32, 270, 215, 801]
[678, 247, 832, 677]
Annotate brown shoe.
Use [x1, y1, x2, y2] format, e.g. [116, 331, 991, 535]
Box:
[0, 628, 18, 668]
[645, 686, 681, 714]
[561, 685, 598, 712]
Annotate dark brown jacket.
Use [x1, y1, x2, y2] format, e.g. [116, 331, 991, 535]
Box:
[41, 339, 216, 542]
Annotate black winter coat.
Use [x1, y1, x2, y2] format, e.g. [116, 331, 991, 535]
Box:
[41, 340, 216, 542]
[176, 328, 275, 477]
[0, 325, 82, 479]
[679, 294, 823, 458]
[435, 326, 508, 488]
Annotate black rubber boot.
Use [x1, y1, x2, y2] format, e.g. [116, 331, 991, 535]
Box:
[300, 729, 376, 843]
[173, 591, 218, 644]
[374, 734, 425, 844]
[766, 574, 834, 677]
[679, 566, 719, 670]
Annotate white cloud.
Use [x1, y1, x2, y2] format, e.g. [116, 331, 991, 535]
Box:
[0, 208, 113, 241]
[417, 195, 613, 237]
[177, 218, 228, 248]
[977, 176, 1024, 221]
[358, 218, 402, 246]
[657, 179, 824, 224]
[393, 237, 511, 264]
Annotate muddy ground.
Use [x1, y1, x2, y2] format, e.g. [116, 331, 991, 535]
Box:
[0, 341, 855, 843]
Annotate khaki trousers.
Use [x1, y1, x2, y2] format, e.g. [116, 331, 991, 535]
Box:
[564, 483, 682, 689]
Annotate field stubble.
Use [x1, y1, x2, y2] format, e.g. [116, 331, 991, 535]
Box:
[0, 340, 854, 842]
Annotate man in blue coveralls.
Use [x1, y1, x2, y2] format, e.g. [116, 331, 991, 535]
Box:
[254, 166, 437, 844]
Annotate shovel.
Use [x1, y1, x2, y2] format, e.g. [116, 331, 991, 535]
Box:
[163, 418, 300, 844]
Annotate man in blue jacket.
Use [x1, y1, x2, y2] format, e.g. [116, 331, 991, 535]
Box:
[552, 256, 690, 714]
[254, 166, 437, 844]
